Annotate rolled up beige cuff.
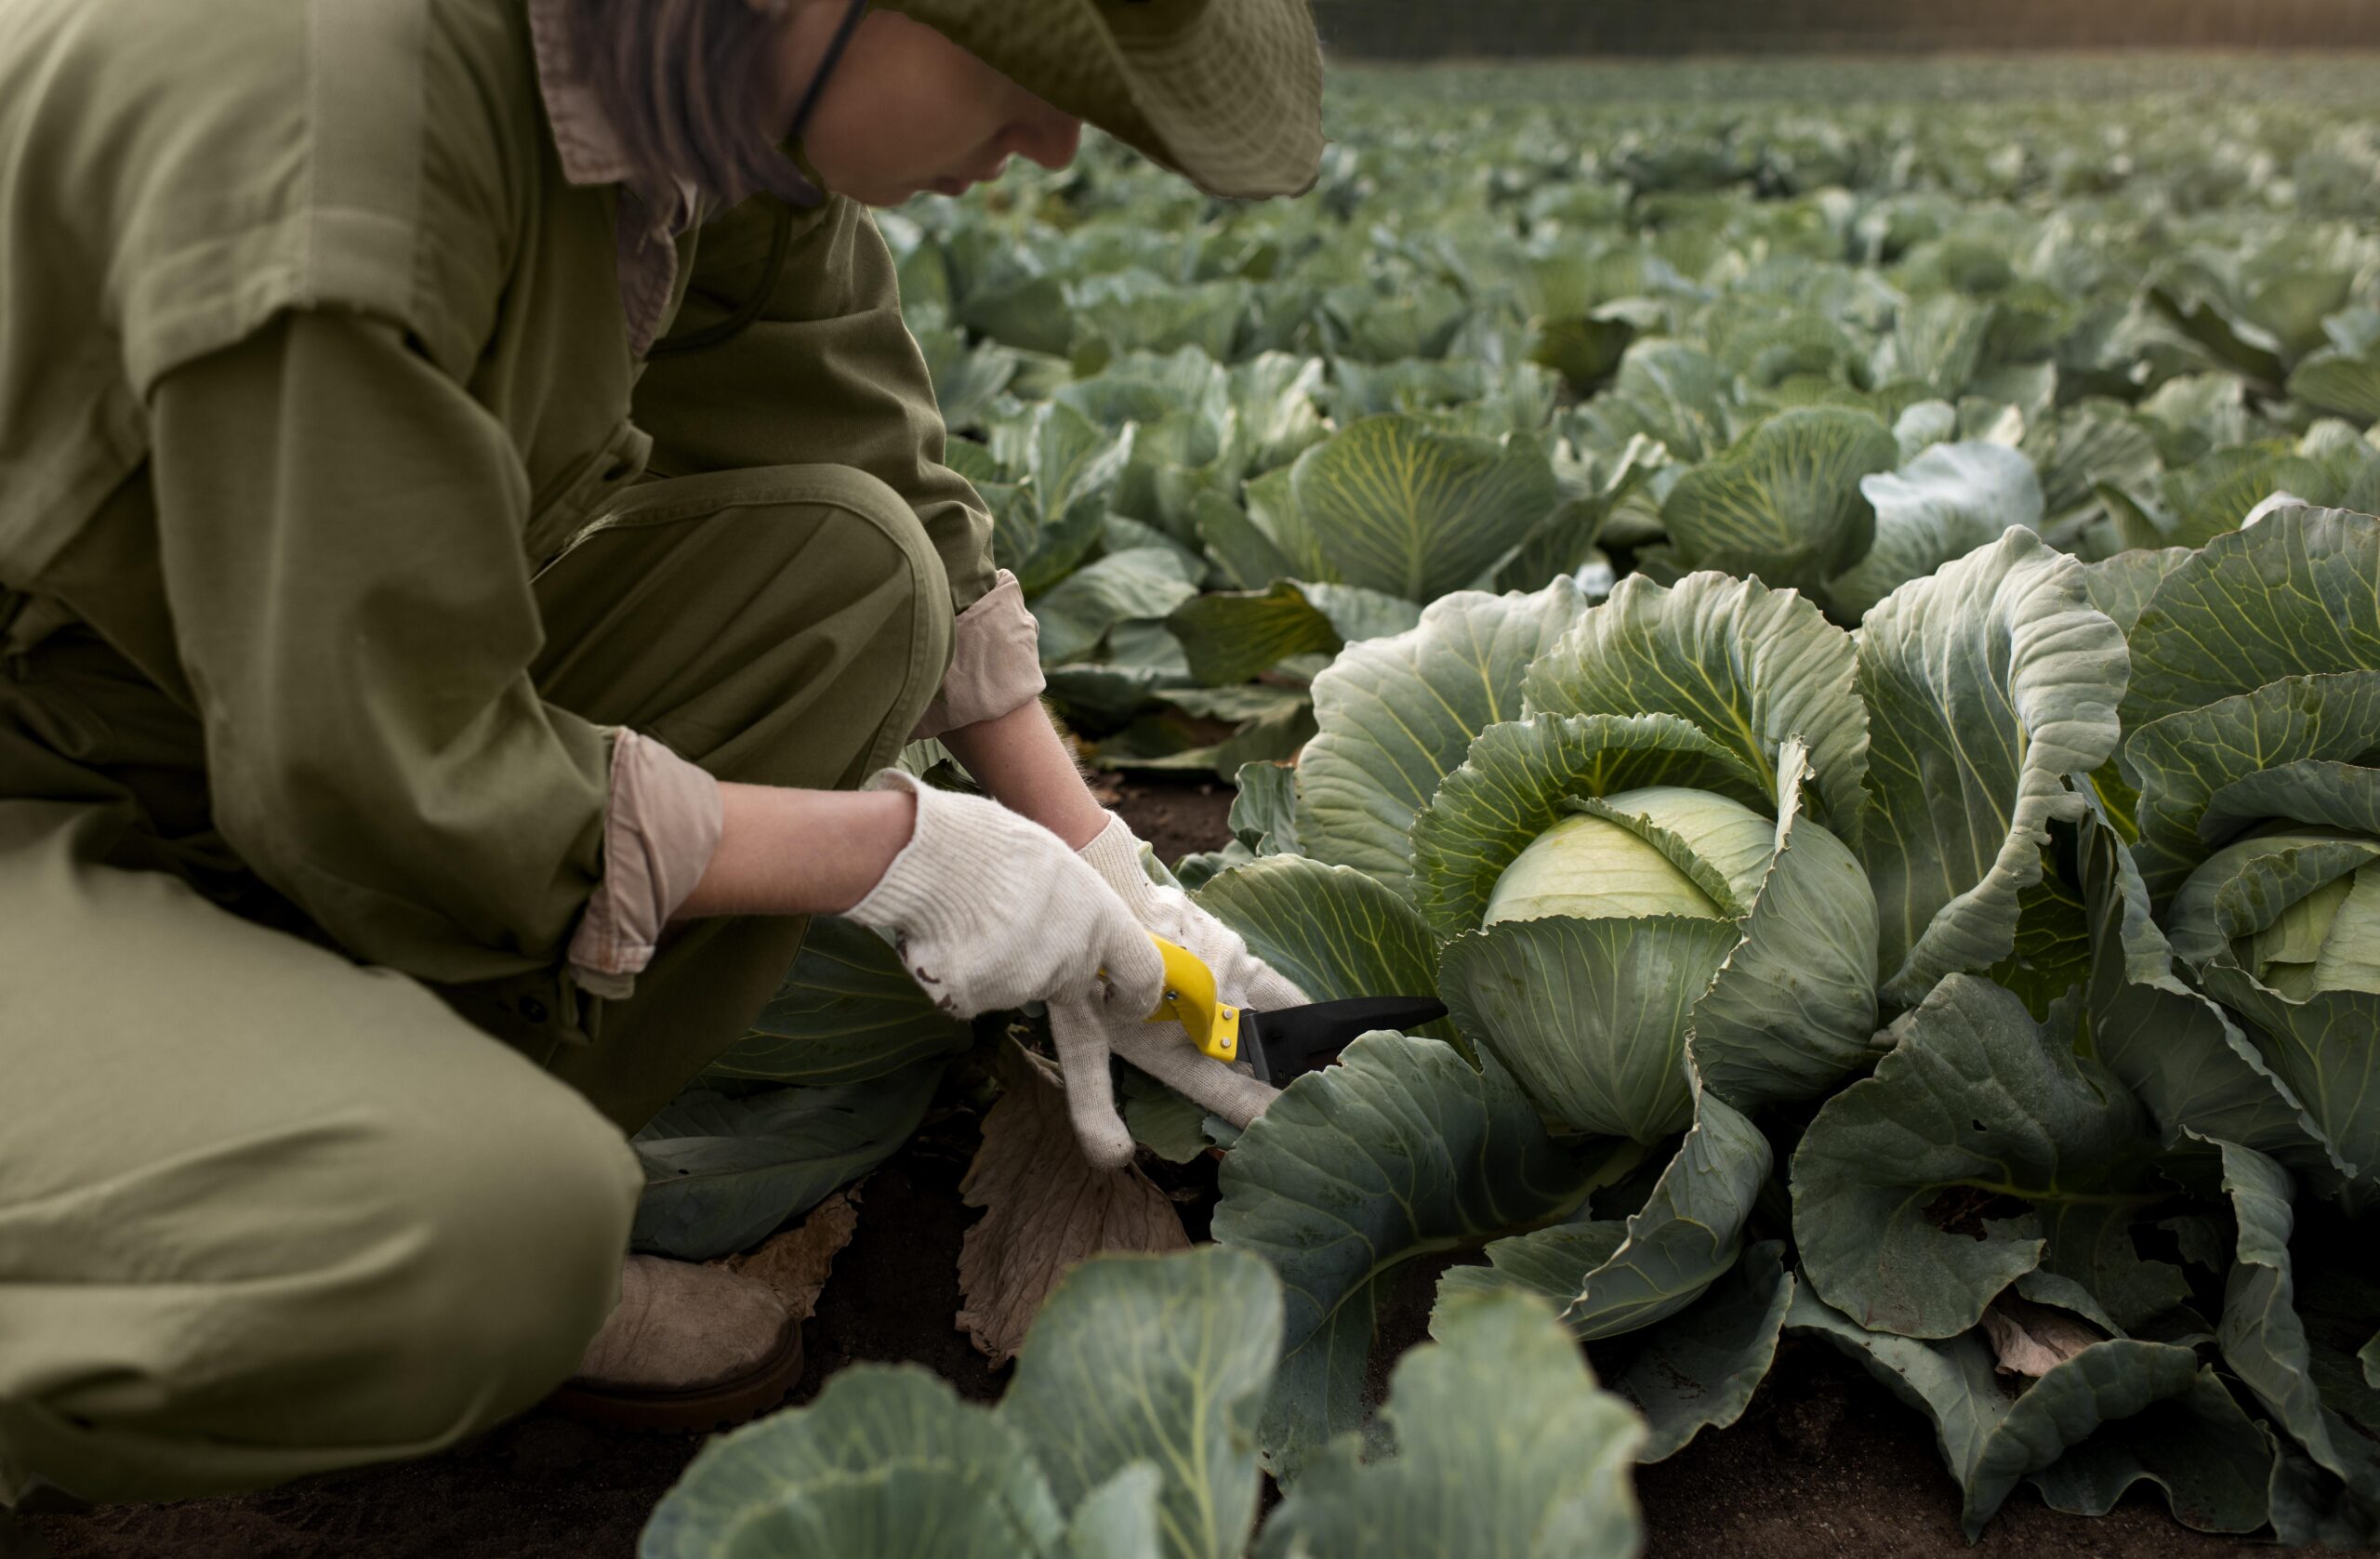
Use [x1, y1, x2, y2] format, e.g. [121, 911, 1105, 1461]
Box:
[911, 571, 1046, 741]
[567, 729, 725, 1000]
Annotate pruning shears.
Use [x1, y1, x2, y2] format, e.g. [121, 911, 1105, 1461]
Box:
[1144, 935, 1447, 1085]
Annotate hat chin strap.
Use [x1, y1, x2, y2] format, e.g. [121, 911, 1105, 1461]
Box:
[782, 0, 874, 150]
[647, 0, 871, 362]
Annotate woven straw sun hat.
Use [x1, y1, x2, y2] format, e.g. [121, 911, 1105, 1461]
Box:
[878, 0, 1325, 199]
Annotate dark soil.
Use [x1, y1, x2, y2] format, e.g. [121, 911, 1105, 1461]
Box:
[1103, 773, 1236, 868]
[1634, 1342, 2358, 1559]
[11, 778, 2367, 1559]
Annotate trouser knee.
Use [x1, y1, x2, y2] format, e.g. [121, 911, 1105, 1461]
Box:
[534, 462, 956, 789]
[0, 1077, 641, 1507]
[341, 1086, 643, 1442]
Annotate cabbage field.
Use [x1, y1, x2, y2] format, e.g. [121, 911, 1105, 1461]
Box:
[616, 56, 2380, 1559]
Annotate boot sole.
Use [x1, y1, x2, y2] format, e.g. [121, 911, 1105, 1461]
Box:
[543, 1323, 806, 1435]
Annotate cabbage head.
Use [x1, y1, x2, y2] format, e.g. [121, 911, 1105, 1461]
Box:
[2121, 507, 2380, 1196]
[1300, 549, 2122, 1147]
[1442, 768, 1875, 1142]
[1485, 787, 1777, 926]
[2174, 830, 2380, 1002]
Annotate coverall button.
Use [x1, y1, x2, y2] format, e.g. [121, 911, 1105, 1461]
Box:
[519, 996, 549, 1024]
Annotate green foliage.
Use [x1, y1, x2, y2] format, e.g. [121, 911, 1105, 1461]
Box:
[1211, 1035, 1605, 1474]
[648, 62, 2380, 1552]
[706, 917, 971, 1087]
[629, 1063, 946, 1261]
[899, 64, 2380, 783]
[1218, 506, 2378, 1543]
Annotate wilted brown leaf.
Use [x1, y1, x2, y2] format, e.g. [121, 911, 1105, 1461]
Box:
[956, 1038, 1189, 1365]
[710, 1184, 864, 1324]
[1980, 1294, 2104, 1378]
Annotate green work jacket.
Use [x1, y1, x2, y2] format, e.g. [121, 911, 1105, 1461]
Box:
[0, 0, 998, 1007]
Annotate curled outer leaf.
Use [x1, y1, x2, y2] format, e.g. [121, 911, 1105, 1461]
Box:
[2199, 960, 2380, 1203]
[1828, 442, 2045, 623]
[1296, 581, 1590, 896]
[2166, 833, 2380, 972]
[1689, 737, 1882, 1112]
[1436, 1070, 1771, 1341]
[1521, 570, 1870, 844]
[2124, 669, 2380, 905]
[1210, 1035, 1599, 1478]
[1565, 1084, 1770, 1333]
[1791, 974, 2167, 1340]
[1598, 1242, 1795, 1463]
[1856, 527, 2128, 1008]
[2121, 506, 2380, 729]
[1409, 713, 1771, 939]
[2076, 801, 2338, 1170]
[1788, 1288, 2273, 1541]
[2211, 1139, 2380, 1524]
[1434, 1232, 1794, 1463]
[1255, 1289, 1646, 1559]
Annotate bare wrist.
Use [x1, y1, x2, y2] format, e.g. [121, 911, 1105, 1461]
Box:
[941, 699, 1111, 850]
[675, 783, 919, 920]
[837, 787, 917, 911]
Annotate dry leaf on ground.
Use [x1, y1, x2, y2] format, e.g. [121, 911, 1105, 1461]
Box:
[956, 1038, 1189, 1365]
[709, 1183, 864, 1323]
[1979, 1294, 2104, 1378]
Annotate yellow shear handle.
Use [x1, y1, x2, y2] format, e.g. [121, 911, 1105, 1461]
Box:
[1145, 935, 1241, 1064]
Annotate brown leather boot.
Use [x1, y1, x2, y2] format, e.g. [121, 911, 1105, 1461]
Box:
[546, 1255, 806, 1433]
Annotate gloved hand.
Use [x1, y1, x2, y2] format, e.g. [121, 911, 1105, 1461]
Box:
[1076, 813, 1310, 1012]
[1050, 995, 1277, 1170]
[1051, 813, 1309, 1169]
[846, 771, 1164, 1024]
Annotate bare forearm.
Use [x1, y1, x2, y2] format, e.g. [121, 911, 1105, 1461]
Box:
[674, 783, 917, 919]
[676, 703, 1104, 922]
[938, 698, 1110, 850]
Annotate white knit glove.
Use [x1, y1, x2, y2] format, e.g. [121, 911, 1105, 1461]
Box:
[1053, 813, 1307, 1169]
[1077, 813, 1310, 1012]
[846, 772, 1164, 1025]
[1050, 997, 1279, 1170]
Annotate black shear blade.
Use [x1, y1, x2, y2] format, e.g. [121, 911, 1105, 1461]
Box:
[1244, 997, 1448, 1084]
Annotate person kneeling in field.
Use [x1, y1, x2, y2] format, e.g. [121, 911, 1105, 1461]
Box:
[0, 0, 1318, 1507]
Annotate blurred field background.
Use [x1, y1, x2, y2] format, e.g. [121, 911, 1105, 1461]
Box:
[1312, 0, 2380, 58]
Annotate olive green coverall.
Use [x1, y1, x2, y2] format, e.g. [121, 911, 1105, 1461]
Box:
[0, 0, 1011, 1505]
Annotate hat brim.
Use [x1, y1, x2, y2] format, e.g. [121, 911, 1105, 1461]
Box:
[885, 0, 1324, 200]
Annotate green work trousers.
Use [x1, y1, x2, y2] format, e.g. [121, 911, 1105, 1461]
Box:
[0, 464, 954, 1508]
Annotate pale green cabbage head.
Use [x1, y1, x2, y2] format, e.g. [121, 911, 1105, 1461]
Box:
[1440, 761, 1875, 1143]
[1485, 787, 1777, 925]
[2173, 826, 2380, 1001]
